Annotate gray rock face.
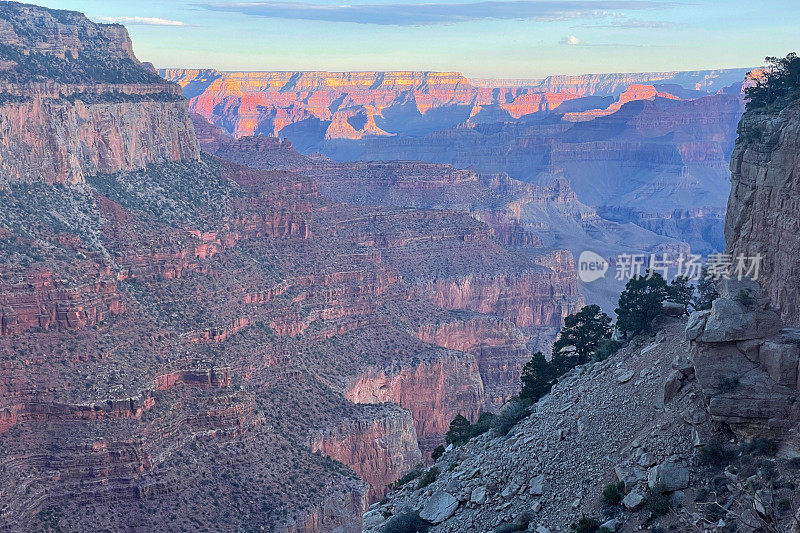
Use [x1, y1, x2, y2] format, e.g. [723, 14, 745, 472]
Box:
[622, 490, 645, 511]
[686, 278, 800, 441]
[700, 298, 781, 343]
[419, 491, 459, 524]
[685, 310, 710, 341]
[759, 341, 800, 387]
[663, 369, 685, 403]
[647, 462, 689, 492]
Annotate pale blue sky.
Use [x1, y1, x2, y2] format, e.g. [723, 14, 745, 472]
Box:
[33, 0, 800, 78]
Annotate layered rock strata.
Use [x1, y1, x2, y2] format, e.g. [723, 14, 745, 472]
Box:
[726, 98, 800, 324]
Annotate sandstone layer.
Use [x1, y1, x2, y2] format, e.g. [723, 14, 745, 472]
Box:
[0, 5, 199, 186]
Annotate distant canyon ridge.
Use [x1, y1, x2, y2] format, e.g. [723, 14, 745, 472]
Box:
[162, 68, 754, 255]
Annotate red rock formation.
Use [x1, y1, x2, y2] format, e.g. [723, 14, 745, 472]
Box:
[346, 353, 485, 452]
[0, 266, 124, 335]
[562, 84, 680, 122]
[0, 7, 199, 186]
[310, 406, 422, 500]
[416, 316, 530, 406]
[410, 269, 579, 328]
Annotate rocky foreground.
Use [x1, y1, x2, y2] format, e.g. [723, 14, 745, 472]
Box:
[370, 282, 800, 531]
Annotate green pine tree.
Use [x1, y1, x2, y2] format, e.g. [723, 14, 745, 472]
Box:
[615, 271, 668, 338]
[667, 275, 695, 315]
[445, 414, 472, 445]
[552, 304, 613, 364]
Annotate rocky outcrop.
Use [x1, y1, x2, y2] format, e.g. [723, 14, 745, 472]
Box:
[416, 316, 530, 406]
[346, 353, 486, 452]
[0, 266, 124, 335]
[310, 406, 422, 501]
[686, 278, 800, 441]
[726, 98, 800, 324]
[0, 4, 199, 186]
[410, 269, 580, 328]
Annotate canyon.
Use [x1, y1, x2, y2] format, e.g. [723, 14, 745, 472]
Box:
[370, 69, 800, 532]
[0, 4, 588, 531]
[167, 67, 751, 254]
[3, 3, 797, 533]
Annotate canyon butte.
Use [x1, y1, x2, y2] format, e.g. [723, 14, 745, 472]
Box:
[2, 2, 800, 533]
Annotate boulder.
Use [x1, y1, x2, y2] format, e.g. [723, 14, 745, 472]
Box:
[528, 474, 545, 496]
[758, 341, 799, 387]
[663, 370, 684, 403]
[700, 296, 782, 343]
[470, 486, 487, 505]
[419, 491, 459, 524]
[615, 464, 645, 493]
[685, 310, 710, 341]
[600, 518, 620, 532]
[663, 301, 685, 317]
[621, 490, 645, 511]
[647, 462, 689, 492]
[616, 370, 635, 383]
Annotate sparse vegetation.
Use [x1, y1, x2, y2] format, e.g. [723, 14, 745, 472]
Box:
[740, 438, 779, 457]
[418, 466, 439, 488]
[392, 468, 423, 488]
[381, 511, 431, 533]
[745, 52, 800, 111]
[431, 445, 445, 462]
[734, 288, 754, 307]
[600, 480, 625, 507]
[572, 515, 600, 533]
[717, 375, 741, 394]
[698, 438, 736, 467]
[644, 483, 672, 516]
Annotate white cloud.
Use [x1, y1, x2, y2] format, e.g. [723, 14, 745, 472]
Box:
[560, 35, 582, 46]
[93, 16, 186, 26]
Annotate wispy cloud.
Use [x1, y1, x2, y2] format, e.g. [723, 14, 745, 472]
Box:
[94, 16, 186, 26]
[579, 18, 675, 28]
[196, 1, 675, 27]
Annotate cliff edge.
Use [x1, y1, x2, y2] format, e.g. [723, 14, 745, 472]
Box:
[0, 2, 199, 186]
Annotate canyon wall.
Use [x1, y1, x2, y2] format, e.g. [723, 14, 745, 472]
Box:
[0, 5, 199, 186]
[310, 405, 422, 500]
[726, 97, 800, 324]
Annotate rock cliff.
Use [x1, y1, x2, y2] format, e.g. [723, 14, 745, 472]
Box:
[0, 4, 199, 186]
[726, 97, 800, 323]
